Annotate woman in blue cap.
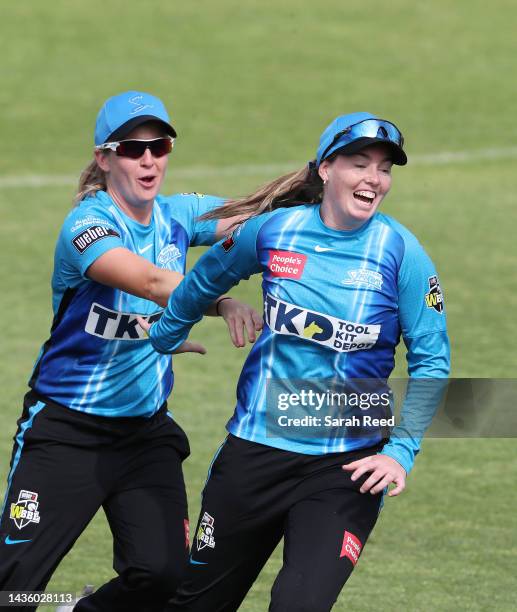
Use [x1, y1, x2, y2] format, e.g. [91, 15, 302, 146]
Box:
[0, 91, 261, 612]
[142, 113, 449, 611]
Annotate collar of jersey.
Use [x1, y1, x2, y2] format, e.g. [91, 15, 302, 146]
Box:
[314, 204, 375, 238]
[95, 190, 156, 233]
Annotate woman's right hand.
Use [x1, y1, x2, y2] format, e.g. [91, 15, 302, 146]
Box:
[137, 317, 206, 355]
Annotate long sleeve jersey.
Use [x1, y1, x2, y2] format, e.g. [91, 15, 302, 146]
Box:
[150, 204, 450, 471]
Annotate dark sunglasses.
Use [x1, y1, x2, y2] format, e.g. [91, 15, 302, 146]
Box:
[320, 119, 404, 163]
[96, 136, 174, 159]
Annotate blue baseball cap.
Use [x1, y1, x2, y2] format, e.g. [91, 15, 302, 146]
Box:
[316, 112, 407, 166]
[94, 91, 177, 146]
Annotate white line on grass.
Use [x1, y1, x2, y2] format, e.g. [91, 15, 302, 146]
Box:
[1, 146, 516, 189]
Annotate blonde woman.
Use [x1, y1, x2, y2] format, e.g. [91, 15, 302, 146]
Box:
[0, 91, 260, 612]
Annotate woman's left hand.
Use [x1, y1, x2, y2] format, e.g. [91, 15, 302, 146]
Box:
[342, 454, 406, 497]
[218, 298, 263, 348]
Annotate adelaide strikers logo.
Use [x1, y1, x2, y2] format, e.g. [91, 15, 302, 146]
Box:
[9, 490, 41, 530]
[196, 512, 216, 551]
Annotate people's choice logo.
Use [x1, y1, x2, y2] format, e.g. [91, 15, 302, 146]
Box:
[267, 250, 307, 279]
[264, 294, 380, 352]
[340, 530, 362, 565]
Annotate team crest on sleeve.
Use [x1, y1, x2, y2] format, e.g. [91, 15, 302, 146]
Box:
[10, 490, 41, 530]
[425, 275, 444, 313]
[221, 232, 235, 252]
[196, 512, 216, 551]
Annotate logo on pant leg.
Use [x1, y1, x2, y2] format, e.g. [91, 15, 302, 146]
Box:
[9, 490, 41, 530]
[184, 518, 190, 550]
[339, 530, 362, 565]
[196, 512, 216, 551]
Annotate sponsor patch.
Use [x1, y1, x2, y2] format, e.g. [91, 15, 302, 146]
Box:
[10, 490, 41, 530]
[425, 275, 444, 313]
[196, 512, 216, 551]
[342, 269, 383, 291]
[267, 250, 307, 279]
[264, 294, 380, 352]
[70, 216, 117, 233]
[72, 226, 120, 254]
[184, 519, 190, 550]
[85, 303, 162, 340]
[157, 244, 182, 266]
[340, 530, 362, 565]
[221, 232, 235, 252]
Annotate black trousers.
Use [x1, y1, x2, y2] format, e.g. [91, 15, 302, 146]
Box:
[166, 434, 384, 612]
[0, 391, 190, 612]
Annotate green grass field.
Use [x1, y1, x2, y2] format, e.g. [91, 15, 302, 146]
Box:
[1, 1, 516, 610]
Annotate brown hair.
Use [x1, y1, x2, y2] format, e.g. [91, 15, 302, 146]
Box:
[200, 161, 324, 227]
[74, 158, 107, 205]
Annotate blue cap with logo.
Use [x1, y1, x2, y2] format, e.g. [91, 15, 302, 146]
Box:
[94, 91, 177, 146]
[316, 112, 407, 167]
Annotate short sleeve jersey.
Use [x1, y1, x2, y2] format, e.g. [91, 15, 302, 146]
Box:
[152, 204, 450, 464]
[30, 190, 222, 417]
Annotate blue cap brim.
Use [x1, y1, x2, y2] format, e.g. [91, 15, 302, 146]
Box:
[328, 137, 407, 166]
[107, 115, 177, 142]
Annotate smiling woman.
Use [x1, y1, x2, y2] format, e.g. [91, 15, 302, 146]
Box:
[143, 112, 450, 612]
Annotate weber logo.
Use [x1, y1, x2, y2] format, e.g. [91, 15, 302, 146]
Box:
[72, 226, 120, 254]
[85, 303, 162, 340]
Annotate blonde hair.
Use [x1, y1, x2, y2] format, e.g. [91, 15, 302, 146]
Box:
[200, 162, 324, 227]
[74, 158, 107, 205]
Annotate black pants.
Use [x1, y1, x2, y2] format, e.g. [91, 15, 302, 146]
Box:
[0, 391, 190, 612]
[166, 434, 384, 612]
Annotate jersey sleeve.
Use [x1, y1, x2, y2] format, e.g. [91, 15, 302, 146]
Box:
[56, 206, 125, 283]
[190, 193, 226, 246]
[163, 192, 226, 247]
[380, 232, 450, 473]
[149, 214, 267, 353]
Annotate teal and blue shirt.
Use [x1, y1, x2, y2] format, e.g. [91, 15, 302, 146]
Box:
[30, 190, 222, 417]
[150, 205, 450, 472]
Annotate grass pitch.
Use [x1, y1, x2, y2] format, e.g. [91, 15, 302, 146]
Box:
[1, 1, 516, 610]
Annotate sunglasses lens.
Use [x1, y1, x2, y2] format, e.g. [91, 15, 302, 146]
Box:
[116, 138, 173, 158]
[350, 120, 403, 146]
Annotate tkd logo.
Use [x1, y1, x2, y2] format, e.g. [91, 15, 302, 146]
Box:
[264, 294, 380, 352]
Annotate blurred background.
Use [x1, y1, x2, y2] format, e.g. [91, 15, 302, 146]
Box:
[1, 1, 516, 609]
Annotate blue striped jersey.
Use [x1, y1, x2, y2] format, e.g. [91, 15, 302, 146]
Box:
[30, 190, 222, 417]
[150, 205, 450, 471]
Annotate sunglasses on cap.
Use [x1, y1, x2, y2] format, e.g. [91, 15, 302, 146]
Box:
[319, 119, 404, 163]
[95, 136, 174, 159]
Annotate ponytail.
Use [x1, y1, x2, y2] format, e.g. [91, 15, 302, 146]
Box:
[74, 158, 107, 205]
[200, 161, 323, 225]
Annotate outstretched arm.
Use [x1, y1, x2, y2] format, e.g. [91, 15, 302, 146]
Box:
[147, 218, 265, 354]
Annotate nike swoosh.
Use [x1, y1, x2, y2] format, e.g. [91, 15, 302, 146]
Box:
[5, 535, 32, 545]
[138, 244, 153, 255]
[189, 559, 208, 565]
[315, 245, 333, 252]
